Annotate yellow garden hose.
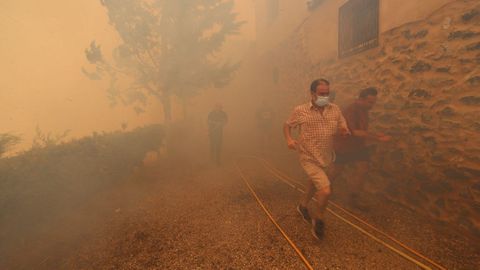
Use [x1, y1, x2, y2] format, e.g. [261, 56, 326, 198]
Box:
[240, 155, 447, 270]
[235, 162, 315, 270]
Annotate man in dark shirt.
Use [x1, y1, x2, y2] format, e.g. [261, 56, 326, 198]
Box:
[333, 87, 390, 209]
[208, 103, 228, 165]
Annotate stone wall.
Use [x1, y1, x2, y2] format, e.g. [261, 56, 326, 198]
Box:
[253, 0, 453, 63]
[265, 0, 480, 236]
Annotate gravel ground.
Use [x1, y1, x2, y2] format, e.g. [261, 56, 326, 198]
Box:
[66, 162, 309, 269]
[6, 154, 478, 269]
[265, 152, 480, 270]
[239, 159, 422, 270]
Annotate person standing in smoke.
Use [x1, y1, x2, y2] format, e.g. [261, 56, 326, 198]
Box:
[283, 79, 350, 240]
[332, 87, 391, 210]
[255, 99, 275, 154]
[207, 103, 228, 165]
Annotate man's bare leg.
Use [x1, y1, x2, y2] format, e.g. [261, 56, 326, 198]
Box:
[299, 182, 331, 219]
[312, 185, 331, 220]
[297, 180, 315, 224]
[310, 185, 331, 239]
[300, 180, 316, 208]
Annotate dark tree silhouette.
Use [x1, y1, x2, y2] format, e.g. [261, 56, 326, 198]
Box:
[83, 0, 244, 121]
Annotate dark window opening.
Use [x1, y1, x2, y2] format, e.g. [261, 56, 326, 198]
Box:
[338, 0, 379, 58]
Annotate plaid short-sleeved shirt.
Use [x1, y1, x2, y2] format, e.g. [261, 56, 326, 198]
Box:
[286, 102, 348, 167]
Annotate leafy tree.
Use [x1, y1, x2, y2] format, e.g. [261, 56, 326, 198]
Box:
[0, 133, 21, 158]
[83, 0, 244, 122]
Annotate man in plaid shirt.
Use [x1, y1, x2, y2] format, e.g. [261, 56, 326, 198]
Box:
[283, 78, 350, 240]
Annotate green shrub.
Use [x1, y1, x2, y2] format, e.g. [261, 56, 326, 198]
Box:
[0, 124, 164, 238]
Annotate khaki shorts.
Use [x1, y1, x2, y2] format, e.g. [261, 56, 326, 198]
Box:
[300, 160, 330, 190]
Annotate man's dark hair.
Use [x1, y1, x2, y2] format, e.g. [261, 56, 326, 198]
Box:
[359, 87, 378, 98]
[310, 78, 330, 92]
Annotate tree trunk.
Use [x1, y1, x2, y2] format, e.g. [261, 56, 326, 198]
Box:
[160, 94, 175, 158]
[161, 95, 172, 123]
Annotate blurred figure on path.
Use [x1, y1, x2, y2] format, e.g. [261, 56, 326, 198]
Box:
[283, 79, 349, 240]
[332, 87, 391, 210]
[255, 99, 275, 155]
[207, 103, 228, 165]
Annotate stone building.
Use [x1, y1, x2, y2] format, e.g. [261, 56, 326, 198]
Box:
[254, 0, 452, 59]
[248, 0, 480, 237]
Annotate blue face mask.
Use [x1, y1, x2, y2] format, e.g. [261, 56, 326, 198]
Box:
[315, 96, 330, 107]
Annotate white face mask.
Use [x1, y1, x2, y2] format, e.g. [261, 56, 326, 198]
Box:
[315, 96, 329, 107]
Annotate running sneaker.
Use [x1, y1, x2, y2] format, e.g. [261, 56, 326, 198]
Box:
[297, 204, 311, 224]
[311, 219, 325, 240]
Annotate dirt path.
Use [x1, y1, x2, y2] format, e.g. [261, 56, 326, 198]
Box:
[266, 153, 480, 270]
[5, 154, 478, 269]
[60, 154, 478, 270]
[68, 159, 410, 269]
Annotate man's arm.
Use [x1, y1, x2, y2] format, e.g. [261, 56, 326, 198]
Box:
[284, 107, 302, 150]
[353, 130, 391, 142]
[283, 123, 297, 150]
[337, 113, 351, 137]
[344, 113, 390, 142]
[350, 129, 375, 139]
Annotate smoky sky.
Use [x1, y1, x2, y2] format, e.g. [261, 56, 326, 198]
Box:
[0, 0, 256, 154]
